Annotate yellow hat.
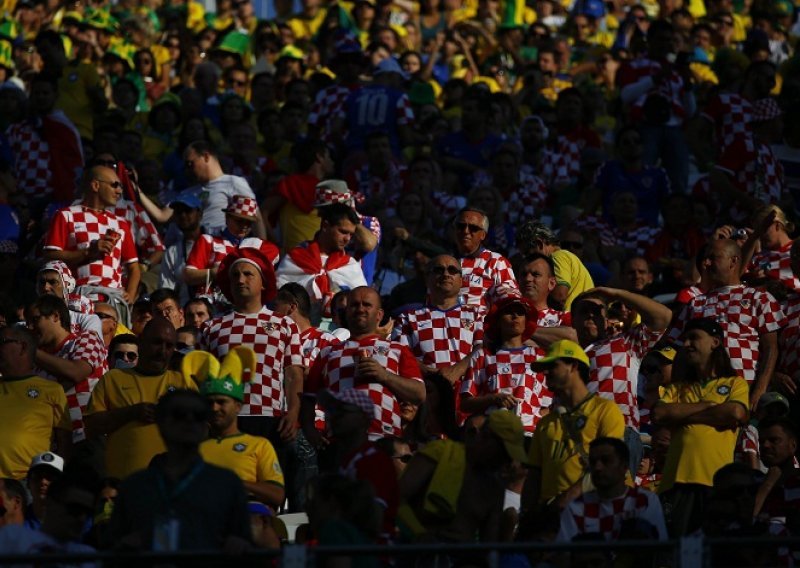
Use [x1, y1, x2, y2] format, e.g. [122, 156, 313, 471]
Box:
[487, 410, 528, 464]
[182, 346, 256, 402]
[531, 339, 590, 369]
[652, 345, 677, 362]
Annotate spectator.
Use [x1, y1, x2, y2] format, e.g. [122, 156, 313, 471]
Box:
[149, 288, 186, 330]
[35, 261, 102, 339]
[753, 416, 799, 523]
[109, 389, 252, 551]
[107, 334, 139, 370]
[0, 478, 26, 527]
[524, 340, 625, 509]
[516, 252, 577, 342]
[24, 452, 65, 530]
[158, 194, 204, 306]
[1, 324, 72, 481]
[184, 298, 213, 330]
[653, 317, 749, 536]
[85, 317, 197, 480]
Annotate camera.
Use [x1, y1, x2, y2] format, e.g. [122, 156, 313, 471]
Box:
[732, 228, 748, 240]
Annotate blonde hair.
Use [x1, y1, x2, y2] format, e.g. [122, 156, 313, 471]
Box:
[753, 204, 795, 233]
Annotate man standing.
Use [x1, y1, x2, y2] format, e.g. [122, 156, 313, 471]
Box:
[393, 255, 484, 387]
[109, 389, 252, 551]
[453, 207, 517, 308]
[557, 437, 667, 542]
[0, 326, 71, 479]
[517, 253, 577, 343]
[85, 318, 197, 480]
[43, 164, 140, 318]
[27, 296, 107, 446]
[36, 261, 102, 338]
[304, 287, 425, 445]
[653, 318, 749, 536]
[195, 352, 286, 511]
[669, 239, 783, 408]
[524, 340, 625, 509]
[159, 194, 203, 306]
[199, 248, 305, 446]
[277, 202, 367, 316]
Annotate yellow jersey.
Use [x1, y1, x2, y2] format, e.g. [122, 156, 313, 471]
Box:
[0, 376, 71, 479]
[529, 394, 625, 502]
[200, 432, 284, 487]
[57, 60, 104, 140]
[85, 368, 197, 480]
[657, 376, 748, 493]
[551, 249, 595, 310]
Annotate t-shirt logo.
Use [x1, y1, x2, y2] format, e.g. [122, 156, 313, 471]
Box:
[233, 443, 247, 452]
[462, 319, 474, 330]
[716, 385, 731, 396]
[741, 299, 751, 309]
[262, 322, 276, 333]
[167, 386, 176, 392]
[374, 345, 389, 355]
[27, 388, 39, 399]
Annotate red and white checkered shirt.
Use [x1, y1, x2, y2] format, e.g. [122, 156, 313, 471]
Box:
[308, 84, 353, 143]
[702, 92, 754, 150]
[37, 332, 107, 443]
[586, 324, 664, 431]
[537, 308, 571, 328]
[429, 193, 467, 222]
[460, 344, 551, 432]
[199, 307, 304, 417]
[748, 242, 800, 293]
[459, 248, 518, 308]
[472, 171, 548, 226]
[44, 205, 139, 288]
[393, 303, 484, 369]
[669, 285, 785, 384]
[306, 335, 423, 439]
[521, 142, 581, 190]
[347, 162, 407, 205]
[735, 423, 761, 468]
[617, 58, 689, 122]
[109, 199, 165, 258]
[557, 486, 667, 542]
[185, 233, 280, 295]
[7, 121, 53, 199]
[300, 326, 340, 428]
[571, 215, 660, 257]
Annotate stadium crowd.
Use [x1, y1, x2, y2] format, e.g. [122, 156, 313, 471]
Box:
[0, 0, 799, 564]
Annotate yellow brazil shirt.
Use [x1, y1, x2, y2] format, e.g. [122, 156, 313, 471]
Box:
[57, 60, 104, 141]
[529, 394, 625, 502]
[0, 376, 71, 480]
[200, 432, 284, 487]
[85, 368, 197, 480]
[657, 376, 749, 493]
[551, 249, 595, 310]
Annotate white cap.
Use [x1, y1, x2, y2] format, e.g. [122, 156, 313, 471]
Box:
[29, 451, 65, 474]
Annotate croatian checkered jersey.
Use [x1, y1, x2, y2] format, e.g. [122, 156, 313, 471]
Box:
[460, 344, 551, 433]
[701, 92, 754, 150]
[777, 293, 800, 382]
[669, 285, 784, 384]
[301, 327, 339, 428]
[556, 486, 667, 542]
[571, 215, 660, 257]
[538, 307, 571, 328]
[37, 331, 107, 443]
[199, 307, 304, 417]
[185, 234, 280, 295]
[308, 84, 352, 143]
[748, 242, 800, 293]
[472, 170, 548, 225]
[459, 248, 518, 308]
[109, 198, 165, 257]
[44, 205, 139, 288]
[392, 303, 484, 369]
[306, 335, 423, 439]
[586, 324, 664, 431]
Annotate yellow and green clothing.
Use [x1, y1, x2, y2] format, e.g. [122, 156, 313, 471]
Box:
[200, 432, 284, 487]
[551, 249, 595, 310]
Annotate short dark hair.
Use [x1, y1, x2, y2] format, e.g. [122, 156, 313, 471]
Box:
[155, 389, 210, 425]
[291, 138, 328, 173]
[589, 437, 630, 466]
[184, 297, 213, 315]
[176, 325, 198, 338]
[46, 464, 101, 504]
[320, 202, 360, 226]
[522, 253, 556, 277]
[758, 416, 798, 441]
[30, 296, 70, 331]
[186, 139, 218, 159]
[150, 288, 181, 307]
[0, 478, 27, 505]
[109, 334, 138, 352]
[277, 282, 312, 318]
[1, 326, 37, 366]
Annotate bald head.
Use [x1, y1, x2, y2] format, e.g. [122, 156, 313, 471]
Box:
[703, 239, 742, 288]
[346, 286, 384, 337]
[137, 317, 177, 373]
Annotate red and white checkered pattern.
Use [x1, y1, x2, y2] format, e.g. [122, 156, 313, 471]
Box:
[586, 324, 664, 431]
[520, 142, 581, 190]
[44, 205, 139, 288]
[669, 285, 785, 384]
[393, 303, 485, 369]
[559, 486, 665, 542]
[571, 215, 660, 257]
[199, 306, 304, 417]
[459, 248, 518, 308]
[617, 58, 689, 122]
[306, 336, 423, 439]
[301, 326, 340, 428]
[472, 171, 548, 226]
[716, 136, 786, 222]
[186, 234, 280, 295]
[347, 162, 407, 205]
[537, 307, 571, 328]
[753, 97, 782, 122]
[735, 423, 760, 466]
[701, 92, 754, 150]
[429, 192, 467, 222]
[37, 331, 107, 443]
[6, 121, 52, 199]
[460, 344, 551, 432]
[109, 199, 165, 258]
[748, 242, 800, 293]
[777, 292, 800, 382]
[309, 84, 353, 143]
[224, 195, 259, 219]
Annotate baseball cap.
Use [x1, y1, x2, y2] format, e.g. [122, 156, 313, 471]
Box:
[683, 317, 724, 338]
[531, 339, 591, 370]
[651, 345, 677, 362]
[29, 451, 65, 474]
[757, 391, 790, 413]
[170, 193, 202, 209]
[487, 410, 528, 464]
[318, 388, 375, 418]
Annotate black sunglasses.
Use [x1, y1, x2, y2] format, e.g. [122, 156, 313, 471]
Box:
[96, 312, 117, 322]
[429, 265, 461, 276]
[456, 221, 484, 233]
[176, 342, 195, 352]
[113, 350, 138, 362]
[393, 454, 413, 463]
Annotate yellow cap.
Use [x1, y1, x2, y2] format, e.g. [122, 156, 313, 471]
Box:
[531, 339, 590, 369]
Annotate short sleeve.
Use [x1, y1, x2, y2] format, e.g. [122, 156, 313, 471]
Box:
[85, 374, 108, 415]
[397, 345, 422, 381]
[256, 439, 285, 486]
[119, 225, 139, 264]
[598, 400, 626, 439]
[728, 377, 750, 409]
[53, 388, 72, 430]
[44, 210, 69, 250]
[185, 235, 212, 270]
[282, 318, 305, 368]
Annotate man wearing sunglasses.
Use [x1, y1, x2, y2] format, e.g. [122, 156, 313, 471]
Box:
[85, 318, 197, 480]
[43, 164, 141, 325]
[452, 207, 518, 309]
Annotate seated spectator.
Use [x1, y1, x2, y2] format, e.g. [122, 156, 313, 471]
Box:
[0, 478, 26, 527]
[184, 298, 213, 330]
[24, 452, 65, 530]
[108, 334, 139, 370]
[754, 416, 799, 523]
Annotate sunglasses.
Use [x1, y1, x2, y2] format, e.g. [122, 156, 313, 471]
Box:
[429, 265, 461, 276]
[456, 221, 484, 233]
[229, 79, 247, 87]
[96, 312, 117, 322]
[94, 159, 117, 168]
[393, 454, 413, 463]
[169, 407, 210, 423]
[94, 179, 122, 189]
[176, 342, 195, 352]
[113, 351, 138, 362]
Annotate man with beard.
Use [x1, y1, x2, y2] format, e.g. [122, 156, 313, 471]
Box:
[85, 318, 197, 479]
